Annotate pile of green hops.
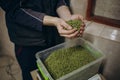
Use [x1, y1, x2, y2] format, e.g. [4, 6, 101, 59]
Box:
[66, 20, 82, 30]
[44, 46, 96, 79]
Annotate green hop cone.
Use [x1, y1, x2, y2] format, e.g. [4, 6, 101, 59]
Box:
[44, 46, 96, 79]
[66, 20, 82, 30]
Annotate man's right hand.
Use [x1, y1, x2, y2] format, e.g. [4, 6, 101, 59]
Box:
[54, 18, 80, 39]
[43, 15, 79, 39]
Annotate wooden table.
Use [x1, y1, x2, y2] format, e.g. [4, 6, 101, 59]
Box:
[30, 69, 38, 80]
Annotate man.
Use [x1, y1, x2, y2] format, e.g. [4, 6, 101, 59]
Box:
[0, 0, 85, 80]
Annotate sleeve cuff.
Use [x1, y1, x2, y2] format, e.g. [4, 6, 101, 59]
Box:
[57, 0, 67, 9]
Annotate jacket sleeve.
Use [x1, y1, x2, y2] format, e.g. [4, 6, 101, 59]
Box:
[56, 0, 67, 8]
[12, 8, 45, 31]
[0, 0, 45, 31]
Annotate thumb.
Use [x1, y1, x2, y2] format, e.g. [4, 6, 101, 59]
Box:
[61, 21, 72, 30]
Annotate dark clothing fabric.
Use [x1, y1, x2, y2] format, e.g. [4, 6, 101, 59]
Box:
[0, 0, 66, 46]
[15, 45, 47, 80]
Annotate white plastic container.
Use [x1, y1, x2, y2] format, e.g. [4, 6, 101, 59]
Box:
[36, 38, 105, 80]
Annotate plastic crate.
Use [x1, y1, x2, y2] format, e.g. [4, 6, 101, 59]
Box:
[36, 38, 105, 80]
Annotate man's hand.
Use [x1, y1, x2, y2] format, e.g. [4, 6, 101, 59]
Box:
[57, 5, 85, 37]
[43, 15, 79, 39]
[54, 18, 80, 39]
[70, 14, 85, 37]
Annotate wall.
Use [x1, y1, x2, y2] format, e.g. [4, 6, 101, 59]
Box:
[69, 0, 120, 80]
[0, 8, 22, 80]
[70, 0, 88, 17]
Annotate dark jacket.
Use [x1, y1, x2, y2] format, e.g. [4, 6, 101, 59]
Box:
[0, 0, 68, 47]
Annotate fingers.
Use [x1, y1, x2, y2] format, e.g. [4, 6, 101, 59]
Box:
[74, 23, 85, 37]
[56, 16, 86, 39]
[58, 23, 85, 38]
[80, 23, 85, 30]
[61, 20, 72, 30]
[57, 25, 77, 35]
[57, 24, 79, 38]
[61, 30, 79, 39]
